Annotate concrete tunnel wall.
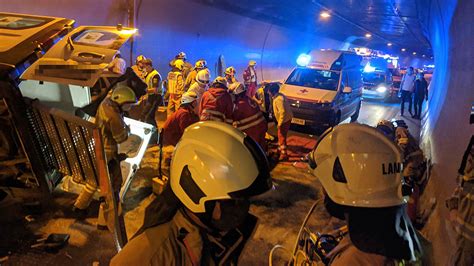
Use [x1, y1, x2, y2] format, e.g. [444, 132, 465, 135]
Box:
[415, 0, 474, 264]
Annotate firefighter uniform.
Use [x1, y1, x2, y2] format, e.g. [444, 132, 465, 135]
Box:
[232, 96, 267, 149]
[140, 69, 162, 125]
[199, 87, 233, 123]
[96, 97, 129, 163]
[162, 105, 199, 147]
[167, 70, 185, 117]
[184, 69, 198, 91]
[447, 137, 474, 265]
[395, 126, 426, 222]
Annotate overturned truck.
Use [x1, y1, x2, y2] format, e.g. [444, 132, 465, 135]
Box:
[0, 12, 149, 249]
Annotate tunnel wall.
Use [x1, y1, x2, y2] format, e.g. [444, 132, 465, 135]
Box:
[416, 0, 474, 264]
[1, 0, 349, 82]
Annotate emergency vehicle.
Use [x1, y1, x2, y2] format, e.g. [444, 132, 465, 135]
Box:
[280, 50, 363, 130]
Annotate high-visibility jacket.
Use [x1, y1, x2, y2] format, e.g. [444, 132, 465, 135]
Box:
[232, 95, 267, 148]
[199, 87, 233, 123]
[95, 97, 128, 161]
[145, 69, 163, 95]
[167, 71, 184, 95]
[162, 105, 199, 146]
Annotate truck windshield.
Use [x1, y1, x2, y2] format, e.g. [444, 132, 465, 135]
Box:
[363, 73, 385, 84]
[285, 68, 340, 91]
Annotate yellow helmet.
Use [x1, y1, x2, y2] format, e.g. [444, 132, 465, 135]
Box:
[225, 66, 236, 75]
[174, 59, 185, 71]
[111, 86, 137, 105]
[249, 60, 257, 66]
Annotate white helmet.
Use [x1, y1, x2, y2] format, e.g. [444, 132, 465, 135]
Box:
[308, 123, 408, 208]
[177, 52, 187, 60]
[174, 59, 185, 71]
[196, 69, 210, 86]
[230, 82, 246, 95]
[170, 121, 272, 213]
[181, 91, 197, 105]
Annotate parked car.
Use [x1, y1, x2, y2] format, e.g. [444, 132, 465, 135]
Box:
[361, 70, 398, 101]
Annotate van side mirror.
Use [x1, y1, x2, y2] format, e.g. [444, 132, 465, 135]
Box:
[343, 86, 352, 93]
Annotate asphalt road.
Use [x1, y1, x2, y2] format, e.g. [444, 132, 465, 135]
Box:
[3, 98, 424, 265]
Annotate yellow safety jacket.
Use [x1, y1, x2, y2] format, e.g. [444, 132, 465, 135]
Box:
[145, 69, 163, 95]
[167, 71, 184, 95]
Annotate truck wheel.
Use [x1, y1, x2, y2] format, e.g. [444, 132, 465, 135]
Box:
[350, 101, 361, 122]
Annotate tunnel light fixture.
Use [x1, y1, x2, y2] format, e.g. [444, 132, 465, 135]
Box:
[320, 11, 331, 18]
[412, 52, 417, 55]
[365, 33, 372, 38]
[387, 42, 393, 46]
[422, 54, 426, 57]
[401, 48, 406, 52]
[296, 53, 311, 67]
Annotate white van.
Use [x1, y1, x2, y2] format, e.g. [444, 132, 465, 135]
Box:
[280, 50, 363, 129]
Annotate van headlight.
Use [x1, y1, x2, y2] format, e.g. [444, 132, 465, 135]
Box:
[376, 86, 387, 93]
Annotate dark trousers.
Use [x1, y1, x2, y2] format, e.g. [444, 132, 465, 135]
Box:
[140, 94, 162, 126]
[400, 90, 413, 115]
[413, 97, 424, 118]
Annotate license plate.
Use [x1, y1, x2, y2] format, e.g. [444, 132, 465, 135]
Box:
[291, 118, 305, 125]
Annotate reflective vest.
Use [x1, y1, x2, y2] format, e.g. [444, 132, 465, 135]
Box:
[145, 69, 162, 95]
[167, 71, 184, 95]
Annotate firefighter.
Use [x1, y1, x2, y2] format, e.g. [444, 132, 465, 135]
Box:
[230, 82, 267, 150]
[268, 83, 293, 161]
[199, 76, 233, 123]
[225, 66, 237, 87]
[170, 52, 193, 80]
[446, 136, 474, 265]
[131, 55, 147, 81]
[167, 59, 185, 117]
[184, 59, 207, 91]
[162, 91, 199, 147]
[376, 120, 427, 224]
[243, 60, 258, 98]
[139, 59, 163, 126]
[73, 86, 137, 226]
[187, 69, 210, 113]
[307, 123, 422, 265]
[110, 121, 272, 265]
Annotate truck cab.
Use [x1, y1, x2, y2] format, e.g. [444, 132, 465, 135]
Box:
[280, 50, 363, 130]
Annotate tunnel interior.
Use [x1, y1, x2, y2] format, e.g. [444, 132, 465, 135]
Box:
[0, 0, 473, 265]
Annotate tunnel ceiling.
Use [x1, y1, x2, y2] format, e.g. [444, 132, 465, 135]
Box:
[193, 0, 432, 58]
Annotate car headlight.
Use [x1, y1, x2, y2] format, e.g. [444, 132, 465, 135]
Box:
[376, 86, 387, 93]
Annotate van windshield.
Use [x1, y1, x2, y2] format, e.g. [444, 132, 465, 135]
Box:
[363, 72, 385, 84]
[285, 68, 340, 91]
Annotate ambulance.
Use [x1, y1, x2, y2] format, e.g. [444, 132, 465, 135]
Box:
[280, 50, 363, 129]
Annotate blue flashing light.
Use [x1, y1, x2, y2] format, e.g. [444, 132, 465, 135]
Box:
[296, 53, 311, 66]
[363, 62, 376, 72]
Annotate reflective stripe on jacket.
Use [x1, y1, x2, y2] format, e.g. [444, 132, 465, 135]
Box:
[167, 71, 184, 95]
[95, 97, 128, 161]
[145, 69, 163, 95]
[199, 87, 233, 123]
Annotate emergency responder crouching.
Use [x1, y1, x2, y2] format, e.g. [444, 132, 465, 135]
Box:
[230, 82, 268, 151]
[73, 86, 137, 227]
[199, 76, 233, 123]
[167, 59, 185, 117]
[139, 59, 163, 127]
[111, 121, 273, 265]
[308, 123, 423, 265]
